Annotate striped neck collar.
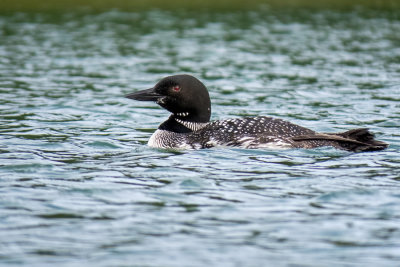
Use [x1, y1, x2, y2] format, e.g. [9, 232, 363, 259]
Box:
[174, 118, 208, 131]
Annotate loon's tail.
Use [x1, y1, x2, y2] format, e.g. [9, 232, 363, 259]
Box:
[332, 128, 388, 152]
[293, 128, 388, 152]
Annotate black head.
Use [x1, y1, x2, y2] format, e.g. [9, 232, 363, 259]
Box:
[126, 75, 211, 123]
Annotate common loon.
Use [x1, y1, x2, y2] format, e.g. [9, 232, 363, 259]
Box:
[126, 74, 387, 152]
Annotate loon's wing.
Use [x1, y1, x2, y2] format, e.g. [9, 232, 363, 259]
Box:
[209, 117, 316, 136]
[193, 117, 316, 149]
[292, 133, 366, 144]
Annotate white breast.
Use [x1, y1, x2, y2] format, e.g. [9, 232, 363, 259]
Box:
[147, 129, 192, 149]
[147, 129, 165, 148]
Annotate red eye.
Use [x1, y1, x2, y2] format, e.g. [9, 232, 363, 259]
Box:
[173, 86, 181, 92]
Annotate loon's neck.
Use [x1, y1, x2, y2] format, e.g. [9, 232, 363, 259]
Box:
[159, 115, 209, 133]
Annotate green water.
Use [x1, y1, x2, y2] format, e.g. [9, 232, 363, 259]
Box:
[1, 8, 400, 267]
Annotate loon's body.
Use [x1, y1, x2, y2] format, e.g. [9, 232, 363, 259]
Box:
[126, 75, 387, 152]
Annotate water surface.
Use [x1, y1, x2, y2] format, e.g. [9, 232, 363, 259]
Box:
[0, 8, 400, 266]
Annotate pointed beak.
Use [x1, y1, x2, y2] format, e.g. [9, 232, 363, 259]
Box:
[125, 88, 163, 102]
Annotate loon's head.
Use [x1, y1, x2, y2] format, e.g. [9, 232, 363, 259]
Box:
[126, 74, 211, 123]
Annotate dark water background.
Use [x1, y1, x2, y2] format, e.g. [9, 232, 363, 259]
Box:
[1, 8, 400, 266]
